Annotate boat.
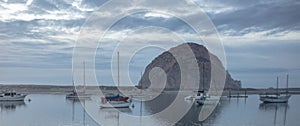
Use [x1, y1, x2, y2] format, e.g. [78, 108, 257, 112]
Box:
[66, 90, 91, 99]
[185, 90, 220, 105]
[100, 101, 132, 108]
[66, 61, 91, 99]
[0, 90, 27, 101]
[196, 94, 219, 105]
[185, 63, 207, 101]
[185, 63, 212, 104]
[185, 91, 209, 100]
[260, 94, 291, 103]
[101, 94, 130, 102]
[260, 75, 291, 103]
[100, 52, 131, 108]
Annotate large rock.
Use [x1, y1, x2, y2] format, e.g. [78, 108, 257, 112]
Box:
[138, 43, 241, 90]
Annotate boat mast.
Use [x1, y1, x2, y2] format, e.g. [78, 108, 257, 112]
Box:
[72, 69, 75, 87]
[140, 71, 143, 91]
[286, 74, 289, 95]
[276, 76, 279, 95]
[117, 52, 120, 87]
[83, 61, 86, 93]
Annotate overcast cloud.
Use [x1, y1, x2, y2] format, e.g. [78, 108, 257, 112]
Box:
[0, 0, 299, 88]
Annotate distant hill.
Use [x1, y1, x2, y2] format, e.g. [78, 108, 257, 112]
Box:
[138, 43, 241, 90]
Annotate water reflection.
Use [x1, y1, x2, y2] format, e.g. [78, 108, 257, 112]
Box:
[176, 97, 229, 126]
[259, 103, 289, 126]
[99, 108, 133, 120]
[134, 93, 226, 125]
[65, 97, 91, 126]
[0, 101, 26, 113]
[259, 103, 289, 110]
[0, 94, 298, 126]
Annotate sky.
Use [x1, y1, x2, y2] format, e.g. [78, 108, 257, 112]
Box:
[0, 0, 299, 88]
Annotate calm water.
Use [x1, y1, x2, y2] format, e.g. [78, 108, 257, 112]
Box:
[0, 93, 299, 126]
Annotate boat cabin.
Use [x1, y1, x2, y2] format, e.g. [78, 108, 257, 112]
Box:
[197, 90, 205, 96]
[1, 91, 18, 97]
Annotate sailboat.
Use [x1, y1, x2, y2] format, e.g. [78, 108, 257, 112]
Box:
[66, 61, 90, 99]
[260, 75, 291, 103]
[100, 52, 132, 108]
[101, 94, 130, 102]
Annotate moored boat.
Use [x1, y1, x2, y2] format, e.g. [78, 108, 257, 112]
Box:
[260, 75, 291, 103]
[260, 94, 291, 103]
[101, 94, 130, 102]
[100, 101, 131, 108]
[66, 61, 91, 99]
[99, 52, 132, 108]
[0, 90, 26, 101]
[66, 90, 91, 99]
[185, 91, 209, 100]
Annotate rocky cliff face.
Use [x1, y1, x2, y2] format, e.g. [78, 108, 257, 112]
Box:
[138, 43, 241, 90]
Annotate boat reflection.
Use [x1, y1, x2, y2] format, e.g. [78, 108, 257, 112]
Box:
[259, 103, 289, 111]
[99, 108, 133, 119]
[259, 103, 289, 126]
[0, 101, 26, 112]
[66, 95, 92, 101]
[65, 97, 90, 126]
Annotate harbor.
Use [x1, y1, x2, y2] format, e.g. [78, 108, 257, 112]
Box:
[1, 0, 300, 125]
[2, 84, 300, 95]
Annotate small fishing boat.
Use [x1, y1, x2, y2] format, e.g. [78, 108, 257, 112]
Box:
[260, 75, 291, 103]
[185, 91, 209, 100]
[196, 96, 220, 105]
[185, 63, 213, 104]
[0, 90, 26, 101]
[185, 90, 219, 105]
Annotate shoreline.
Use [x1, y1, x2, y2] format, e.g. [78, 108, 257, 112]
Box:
[1, 84, 300, 95]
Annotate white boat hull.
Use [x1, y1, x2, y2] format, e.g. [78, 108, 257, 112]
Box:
[196, 96, 220, 105]
[100, 102, 131, 108]
[184, 93, 208, 100]
[260, 95, 291, 103]
[0, 95, 26, 101]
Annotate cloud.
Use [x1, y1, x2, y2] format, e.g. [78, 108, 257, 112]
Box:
[209, 0, 300, 36]
[225, 39, 300, 71]
[0, 0, 299, 86]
